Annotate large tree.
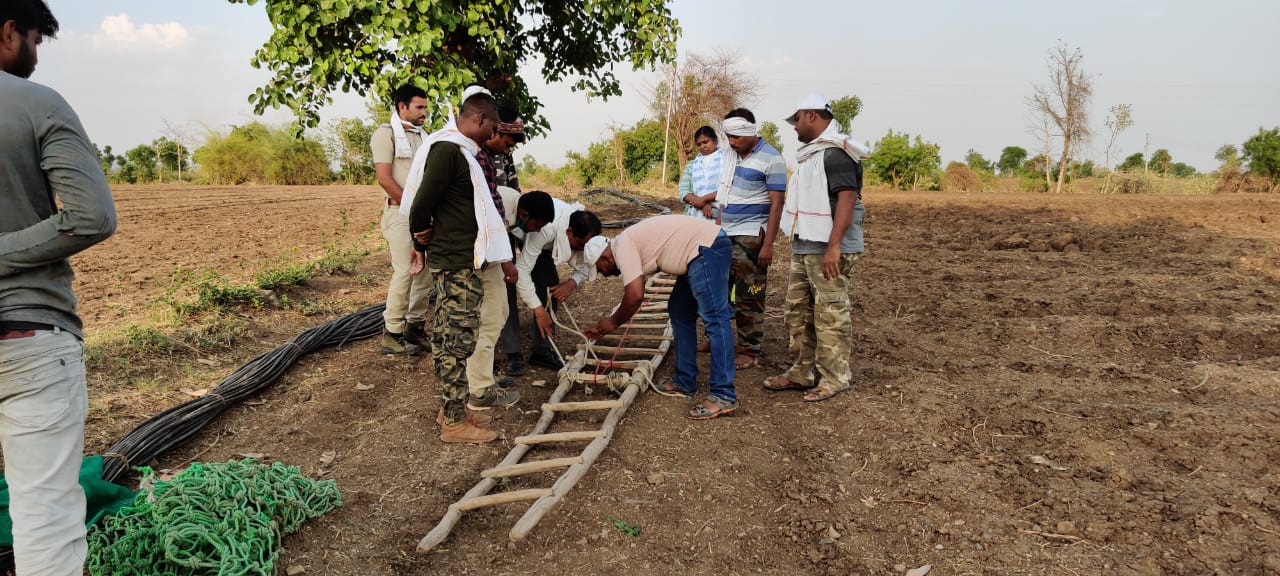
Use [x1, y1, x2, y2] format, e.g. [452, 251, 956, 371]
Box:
[1242, 127, 1280, 181]
[1027, 42, 1093, 193]
[996, 146, 1028, 175]
[650, 51, 759, 177]
[866, 130, 941, 191]
[829, 95, 863, 133]
[230, 0, 681, 132]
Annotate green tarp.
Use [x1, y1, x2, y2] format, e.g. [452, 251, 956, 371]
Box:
[0, 455, 137, 546]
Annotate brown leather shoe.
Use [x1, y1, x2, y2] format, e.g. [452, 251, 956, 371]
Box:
[437, 407, 492, 427]
[439, 419, 499, 444]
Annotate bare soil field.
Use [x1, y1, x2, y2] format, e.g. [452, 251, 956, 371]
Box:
[59, 186, 1280, 574]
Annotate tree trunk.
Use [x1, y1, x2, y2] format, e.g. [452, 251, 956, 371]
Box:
[1054, 135, 1072, 194]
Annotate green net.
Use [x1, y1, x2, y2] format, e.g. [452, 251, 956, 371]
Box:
[86, 459, 341, 576]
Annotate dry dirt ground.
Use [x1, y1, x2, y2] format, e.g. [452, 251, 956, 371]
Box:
[54, 186, 1280, 574]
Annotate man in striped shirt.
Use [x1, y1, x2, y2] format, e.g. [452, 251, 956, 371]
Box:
[716, 108, 787, 369]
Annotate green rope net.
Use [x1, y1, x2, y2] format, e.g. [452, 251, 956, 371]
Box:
[86, 459, 341, 576]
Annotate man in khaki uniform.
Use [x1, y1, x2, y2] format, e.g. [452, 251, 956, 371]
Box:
[371, 85, 431, 355]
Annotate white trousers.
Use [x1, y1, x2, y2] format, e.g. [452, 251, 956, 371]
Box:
[380, 206, 433, 333]
[0, 329, 88, 576]
[466, 263, 508, 395]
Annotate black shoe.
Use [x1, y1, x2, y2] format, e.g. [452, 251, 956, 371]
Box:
[404, 322, 430, 350]
[528, 348, 564, 370]
[505, 352, 527, 377]
[496, 374, 516, 389]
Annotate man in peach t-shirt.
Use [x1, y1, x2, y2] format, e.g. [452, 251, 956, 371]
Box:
[580, 214, 737, 419]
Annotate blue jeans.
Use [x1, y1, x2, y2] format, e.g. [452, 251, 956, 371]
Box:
[668, 232, 736, 403]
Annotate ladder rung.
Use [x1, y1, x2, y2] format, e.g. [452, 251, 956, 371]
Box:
[630, 313, 670, 320]
[450, 488, 554, 512]
[577, 344, 664, 355]
[583, 358, 645, 369]
[616, 323, 668, 330]
[482, 457, 583, 479]
[595, 334, 672, 342]
[543, 400, 623, 412]
[646, 287, 674, 294]
[638, 303, 668, 312]
[514, 430, 606, 445]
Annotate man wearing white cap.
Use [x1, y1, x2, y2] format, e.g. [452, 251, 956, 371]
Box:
[763, 93, 869, 402]
[714, 108, 787, 370]
[578, 215, 738, 420]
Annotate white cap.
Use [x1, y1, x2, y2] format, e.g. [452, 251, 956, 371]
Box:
[785, 93, 832, 126]
[579, 236, 609, 281]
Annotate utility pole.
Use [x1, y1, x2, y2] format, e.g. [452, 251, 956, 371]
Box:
[660, 61, 676, 184]
[1144, 132, 1151, 176]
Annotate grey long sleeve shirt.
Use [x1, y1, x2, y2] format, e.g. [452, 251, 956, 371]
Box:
[1, 71, 117, 338]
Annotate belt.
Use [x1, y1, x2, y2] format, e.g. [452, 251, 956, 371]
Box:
[0, 321, 55, 340]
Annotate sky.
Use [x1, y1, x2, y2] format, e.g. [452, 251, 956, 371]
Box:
[31, 0, 1280, 172]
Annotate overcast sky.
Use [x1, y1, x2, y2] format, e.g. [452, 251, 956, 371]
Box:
[32, 0, 1280, 172]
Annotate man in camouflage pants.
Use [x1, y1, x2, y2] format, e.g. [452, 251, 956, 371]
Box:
[764, 93, 866, 402]
[716, 109, 787, 369]
[409, 89, 516, 443]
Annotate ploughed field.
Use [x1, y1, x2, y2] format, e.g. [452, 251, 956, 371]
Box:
[65, 185, 1280, 575]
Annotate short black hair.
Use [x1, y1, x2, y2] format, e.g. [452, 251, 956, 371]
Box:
[725, 108, 756, 123]
[460, 92, 498, 120]
[568, 210, 602, 238]
[391, 85, 427, 113]
[693, 126, 718, 143]
[0, 0, 59, 37]
[517, 191, 555, 223]
[815, 109, 834, 121]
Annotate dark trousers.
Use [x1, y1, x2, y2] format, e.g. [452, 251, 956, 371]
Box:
[501, 250, 559, 356]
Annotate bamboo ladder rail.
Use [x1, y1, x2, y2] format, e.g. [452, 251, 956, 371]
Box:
[417, 273, 677, 553]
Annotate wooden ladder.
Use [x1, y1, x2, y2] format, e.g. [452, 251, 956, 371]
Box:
[417, 274, 677, 553]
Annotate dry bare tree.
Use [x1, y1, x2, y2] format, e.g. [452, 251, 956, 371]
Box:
[1102, 104, 1134, 193]
[650, 51, 760, 177]
[1027, 42, 1093, 194]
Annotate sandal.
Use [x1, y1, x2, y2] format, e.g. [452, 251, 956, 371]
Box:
[763, 375, 815, 392]
[803, 385, 851, 402]
[734, 354, 759, 370]
[687, 396, 738, 420]
[654, 379, 692, 398]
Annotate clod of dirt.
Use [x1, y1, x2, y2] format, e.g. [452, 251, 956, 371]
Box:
[1050, 233, 1077, 251]
[894, 564, 907, 572]
[531, 379, 546, 388]
[905, 565, 932, 576]
[1056, 521, 1079, 536]
[236, 452, 266, 460]
[286, 566, 306, 576]
[355, 383, 375, 391]
[320, 450, 337, 467]
[994, 234, 1030, 250]
[646, 472, 665, 486]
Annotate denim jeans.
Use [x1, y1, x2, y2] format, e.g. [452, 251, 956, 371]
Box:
[0, 328, 88, 576]
[668, 231, 736, 403]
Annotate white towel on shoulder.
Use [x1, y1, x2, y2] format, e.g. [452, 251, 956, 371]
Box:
[399, 121, 512, 268]
[390, 108, 422, 159]
[781, 122, 869, 243]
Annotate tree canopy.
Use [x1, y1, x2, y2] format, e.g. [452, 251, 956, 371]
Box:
[996, 146, 1027, 175]
[1242, 127, 1280, 181]
[829, 95, 863, 133]
[865, 130, 941, 191]
[229, 0, 681, 132]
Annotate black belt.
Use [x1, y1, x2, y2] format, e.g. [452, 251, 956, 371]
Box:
[0, 321, 55, 340]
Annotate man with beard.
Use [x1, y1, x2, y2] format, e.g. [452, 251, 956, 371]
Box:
[1, 1, 118, 573]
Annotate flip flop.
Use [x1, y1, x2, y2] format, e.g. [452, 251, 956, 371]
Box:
[803, 385, 852, 402]
[687, 397, 738, 420]
[654, 379, 692, 398]
[734, 354, 759, 370]
[762, 375, 815, 392]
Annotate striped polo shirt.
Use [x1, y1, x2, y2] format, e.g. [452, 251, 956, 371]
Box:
[719, 139, 787, 236]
